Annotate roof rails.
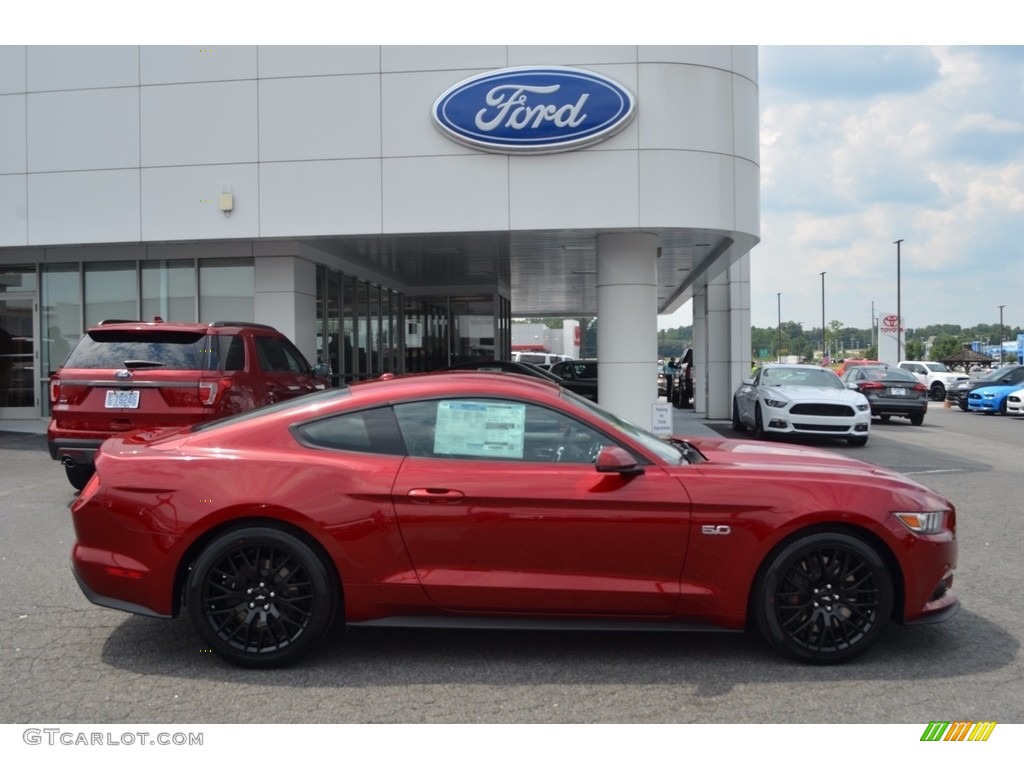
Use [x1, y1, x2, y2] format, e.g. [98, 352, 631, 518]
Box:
[207, 321, 278, 330]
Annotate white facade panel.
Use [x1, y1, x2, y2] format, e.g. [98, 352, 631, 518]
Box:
[733, 74, 760, 164]
[141, 164, 258, 241]
[258, 75, 381, 162]
[26, 46, 139, 91]
[141, 81, 257, 167]
[638, 151, 735, 230]
[140, 45, 257, 85]
[0, 47, 26, 94]
[381, 70, 478, 158]
[258, 46, 379, 78]
[0, 94, 26, 174]
[508, 46, 637, 66]
[510, 151, 639, 229]
[382, 155, 509, 233]
[638, 63, 734, 154]
[381, 46, 506, 73]
[28, 170, 140, 244]
[0, 175, 27, 246]
[27, 88, 140, 173]
[260, 159, 382, 237]
[639, 46, 735, 69]
[734, 158, 760, 238]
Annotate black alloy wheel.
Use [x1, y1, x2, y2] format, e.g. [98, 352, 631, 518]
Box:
[930, 382, 945, 401]
[752, 404, 766, 440]
[752, 532, 892, 664]
[187, 527, 338, 668]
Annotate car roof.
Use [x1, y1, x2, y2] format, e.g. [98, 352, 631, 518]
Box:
[358, 370, 563, 400]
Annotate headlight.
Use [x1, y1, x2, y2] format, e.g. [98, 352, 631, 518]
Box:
[894, 511, 945, 534]
[763, 398, 788, 408]
[856, 403, 870, 411]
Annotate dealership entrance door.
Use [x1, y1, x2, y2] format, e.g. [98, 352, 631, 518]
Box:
[0, 294, 38, 419]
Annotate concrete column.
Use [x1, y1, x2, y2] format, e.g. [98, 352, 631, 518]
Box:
[596, 232, 659, 427]
[703, 254, 751, 420]
[254, 256, 318, 363]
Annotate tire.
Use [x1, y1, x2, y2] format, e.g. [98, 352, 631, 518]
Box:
[879, 414, 891, 423]
[847, 435, 868, 446]
[751, 532, 893, 664]
[187, 526, 338, 668]
[930, 382, 945, 401]
[731, 398, 744, 432]
[999, 398, 1008, 416]
[909, 412, 925, 426]
[752, 404, 766, 440]
[64, 462, 94, 491]
[958, 399, 969, 412]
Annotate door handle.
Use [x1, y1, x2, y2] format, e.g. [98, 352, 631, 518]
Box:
[407, 488, 465, 504]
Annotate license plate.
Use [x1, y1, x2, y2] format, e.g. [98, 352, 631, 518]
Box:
[891, 387, 907, 397]
[105, 390, 140, 409]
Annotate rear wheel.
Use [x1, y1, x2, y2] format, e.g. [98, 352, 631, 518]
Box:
[909, 413, 925, 426]
[752, 532, 893, 664]
[879, 414, 891, 422]
[64, 463, 94, 491]
[187, 526, 338, 668]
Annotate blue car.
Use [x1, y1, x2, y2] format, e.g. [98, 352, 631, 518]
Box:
[967, 383, 1020, 414]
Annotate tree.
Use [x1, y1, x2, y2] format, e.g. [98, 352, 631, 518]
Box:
[904, 339, 925, 360]
[929, 335, 963, 361]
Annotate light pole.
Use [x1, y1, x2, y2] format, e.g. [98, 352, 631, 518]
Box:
[998, 304, 1006, 363]
[820, 272, 826, 363]
[777, 292, 782, 363]
[894, 239, 904, 358]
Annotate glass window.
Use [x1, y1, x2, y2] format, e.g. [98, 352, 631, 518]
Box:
[254, 335, 311, 373]
[293, 407, 404, 455]
[343, 274, 358, 381]
[64, 329, 211, 370]
[394, 399, 609, 464]
[84, 262, 137, 327]
[0, 267, 37, 294]
[142, 260, 195, 322]
[41, 264, 82, 379]
[199, 258, 253, 323]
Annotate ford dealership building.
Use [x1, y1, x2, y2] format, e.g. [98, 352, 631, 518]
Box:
[0, 45, 759, 427]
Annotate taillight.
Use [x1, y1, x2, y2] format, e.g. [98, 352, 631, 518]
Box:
[49, 377, 60, 404]
[198, 377, 232, 406]
[913, 383, 927, 393]
[859, 381, 884, 390]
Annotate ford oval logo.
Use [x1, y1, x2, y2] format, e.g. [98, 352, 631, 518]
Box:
[432, 66, 636, 154]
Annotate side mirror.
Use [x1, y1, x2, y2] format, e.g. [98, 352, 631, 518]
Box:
[595, 446, 644, 476]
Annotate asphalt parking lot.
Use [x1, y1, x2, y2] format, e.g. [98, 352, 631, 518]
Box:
[1, 401, 1021, 724]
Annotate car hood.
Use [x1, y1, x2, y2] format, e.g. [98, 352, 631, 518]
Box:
[685, 436, 932, 486]
[758, 385, 864, 403]
[970, 384, 1019, 396]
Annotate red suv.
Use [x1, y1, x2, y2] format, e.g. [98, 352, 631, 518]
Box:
[48, 319, 329, 489]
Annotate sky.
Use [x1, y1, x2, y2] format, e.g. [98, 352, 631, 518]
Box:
[11, 3, 1019, 336]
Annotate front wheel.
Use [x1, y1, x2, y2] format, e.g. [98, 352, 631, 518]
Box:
[930, 382, 945, 401]
[847, 435, 868, 446]
[731, 398, 744, 432]
[751, 532, 892, 664]
[186, 526, 338, 668]
[752, 404, 766, 440]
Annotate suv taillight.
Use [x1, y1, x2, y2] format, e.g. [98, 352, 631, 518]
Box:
[198, 377, 233, 406]
[49, 377, 60, 405]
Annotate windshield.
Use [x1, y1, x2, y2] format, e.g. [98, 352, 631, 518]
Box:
[760, 367, 844, 389]
[925, 363, 951, 373]
[560, 387, 699, 464]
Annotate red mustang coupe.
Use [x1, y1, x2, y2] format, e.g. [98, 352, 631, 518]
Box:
[70, 372, 958, 668]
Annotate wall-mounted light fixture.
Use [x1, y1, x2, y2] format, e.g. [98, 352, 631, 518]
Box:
[218, 193, 234, 218]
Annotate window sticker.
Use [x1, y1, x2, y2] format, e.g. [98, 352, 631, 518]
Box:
[434, 400, 525, 459]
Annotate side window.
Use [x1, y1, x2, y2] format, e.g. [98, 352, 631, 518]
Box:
[218, 335, 246, 371]
[394, 399, 609, 463]
[255, 336, 309, 373]
[293, 407, 404, 455]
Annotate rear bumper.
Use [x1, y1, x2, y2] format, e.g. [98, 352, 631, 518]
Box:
[48, 437, 103, 465]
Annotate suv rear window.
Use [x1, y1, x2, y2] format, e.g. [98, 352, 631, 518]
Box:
[64, 330, 214, 370]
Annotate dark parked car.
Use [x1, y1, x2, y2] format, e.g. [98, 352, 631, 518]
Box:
[548, 358, 599, 401]
[442, 359, 564, 383]
[48, 319, 329, 489]
[70, 371, 957, 668]
[841, 365, 928, 425]
[948, 364, 1024, 411]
